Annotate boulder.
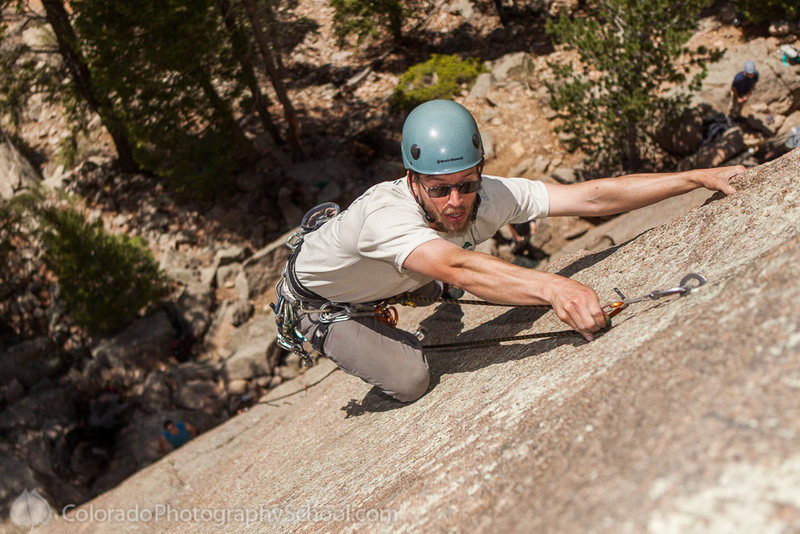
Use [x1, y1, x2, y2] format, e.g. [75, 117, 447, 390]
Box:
[225, 300, 254, 327]
[488, 52, 535, 82]
[214, 246, 251, 267]
[174, 380, 221, 414]
[550, 167, 577, 184]
[678, 126, 745, 171]
[216, 262, 242, 289]
[468, 72, 492, 100]
[132, 371, 172, 414]
[224, 314, 279, 354]
[223, 345, 271, 381]
[90, 310, 174, 371]
[3, 378, 25, 404]
[0, 386, 75, 430]
[0, 130, 40, 200]
[653, 105, 706, 156]
[0, 337, 61, 387]
[240, 229, 296, 300]
[174, 283, 215, 340]
[226, 379, 249, 396]
[167, 361, 221, 384]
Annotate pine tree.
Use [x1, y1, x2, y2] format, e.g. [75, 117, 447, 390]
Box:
[71, 0, 259, 195]
[329, 0, 413, 44]
[545, 0, 719, 172]
[0, 0, 139, 171]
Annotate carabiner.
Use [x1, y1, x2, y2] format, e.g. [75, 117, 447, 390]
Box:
[648, 273, 707, 299]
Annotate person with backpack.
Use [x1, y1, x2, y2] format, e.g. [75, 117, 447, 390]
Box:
[729, 60, 759, 119]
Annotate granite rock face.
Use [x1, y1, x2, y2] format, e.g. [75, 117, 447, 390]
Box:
[38, 149, 800, 533]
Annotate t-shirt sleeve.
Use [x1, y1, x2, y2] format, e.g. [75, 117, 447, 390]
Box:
[357, 198, 442, 272]
[491, 177, 550, 224]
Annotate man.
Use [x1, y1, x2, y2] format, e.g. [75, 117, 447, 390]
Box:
[729, 60, 759, 119]
[276, 99, 742, 403]
[158, 420, 197, 455]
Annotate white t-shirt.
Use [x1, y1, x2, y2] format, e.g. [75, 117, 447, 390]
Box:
[294, 175, 550, 303]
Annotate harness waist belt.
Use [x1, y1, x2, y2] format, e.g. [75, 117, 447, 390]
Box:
[285, 248, 328, 304]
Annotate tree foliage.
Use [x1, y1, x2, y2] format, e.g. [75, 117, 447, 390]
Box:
[33, 197, 167, 336]
[545, 0, 719, 172]
[71, 0, 258, 196]
[391, 54, 486, 112]
[735, 0, 799, 25]
[1, 191, 168, 337]
[0, 4, 78, 133]
[330, 0, 412, 44]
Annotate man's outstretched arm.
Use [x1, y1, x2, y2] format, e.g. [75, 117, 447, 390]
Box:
[546, 165, 743, 218]
[403, 239, 607, 340]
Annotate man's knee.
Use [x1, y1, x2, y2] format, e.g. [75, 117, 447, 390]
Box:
[387, 365, 430, 403]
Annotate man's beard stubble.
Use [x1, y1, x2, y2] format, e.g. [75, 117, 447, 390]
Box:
[421, 194, 475, 237]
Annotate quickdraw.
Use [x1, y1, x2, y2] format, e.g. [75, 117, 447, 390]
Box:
[406, 273, 708, 351]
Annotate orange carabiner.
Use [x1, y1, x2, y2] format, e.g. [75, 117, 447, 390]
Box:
[375, 304, 398, 327]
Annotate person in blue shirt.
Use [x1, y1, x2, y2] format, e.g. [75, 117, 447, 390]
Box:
[158, 420, 197, 455]
[729, 60, 759, 119]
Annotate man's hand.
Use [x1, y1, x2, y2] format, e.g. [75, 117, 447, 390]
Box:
[542, 276, 607, 341]
[691, 165, 744, 196]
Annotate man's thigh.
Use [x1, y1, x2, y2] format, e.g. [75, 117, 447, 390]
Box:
[299, 314, 430, 402]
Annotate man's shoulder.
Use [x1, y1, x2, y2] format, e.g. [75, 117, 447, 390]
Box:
[358, 178, 417, 211]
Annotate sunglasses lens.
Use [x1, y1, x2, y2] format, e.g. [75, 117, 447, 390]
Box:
[427, 186, 450, 198]
[423, 180, 480, 198]
[458, 181, 481, 194]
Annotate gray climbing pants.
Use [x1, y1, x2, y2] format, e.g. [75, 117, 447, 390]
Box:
[279, 281, 440, 402]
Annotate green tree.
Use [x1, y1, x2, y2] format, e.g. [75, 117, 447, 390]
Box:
[71, 0, 259, 196]
[735, 0, 798, 25]
[0, 1, 138, 170]
[391, 54, 486, 112]
[216, 0, 283, 146]
[34, 199, 168, 336]
[2, 189, 167, 337]
[241, 0, 303, 156]
[545, 0, 719, 172]
[329, 0, 413, 44]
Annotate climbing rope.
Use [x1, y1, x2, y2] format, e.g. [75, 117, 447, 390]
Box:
[397, 273, 708, 352]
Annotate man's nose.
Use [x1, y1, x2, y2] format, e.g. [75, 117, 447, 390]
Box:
[447, 187, 464, 205]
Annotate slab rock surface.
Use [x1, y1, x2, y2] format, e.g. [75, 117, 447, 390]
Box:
[38, 150, 800, 534]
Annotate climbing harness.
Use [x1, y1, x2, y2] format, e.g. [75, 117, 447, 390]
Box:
[418, 273, 707, 352]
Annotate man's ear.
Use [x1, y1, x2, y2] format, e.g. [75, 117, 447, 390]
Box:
[407, 170, 420, 196]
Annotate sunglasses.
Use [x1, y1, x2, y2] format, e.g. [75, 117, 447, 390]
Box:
[418, 179, 481, 198]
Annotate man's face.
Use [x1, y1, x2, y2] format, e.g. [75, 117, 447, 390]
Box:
[166, 423, 179, 435]
[414, 167, 481, 235]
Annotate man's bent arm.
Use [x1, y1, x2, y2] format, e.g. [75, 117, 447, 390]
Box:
[403, 239, 607, 340]
[546, 165, 743, 218]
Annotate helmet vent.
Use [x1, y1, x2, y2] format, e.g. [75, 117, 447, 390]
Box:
[410, 144, 421, 160]
[472, 133, 480, 149]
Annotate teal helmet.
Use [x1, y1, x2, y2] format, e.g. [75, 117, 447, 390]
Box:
[401, 99, 484, 175]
